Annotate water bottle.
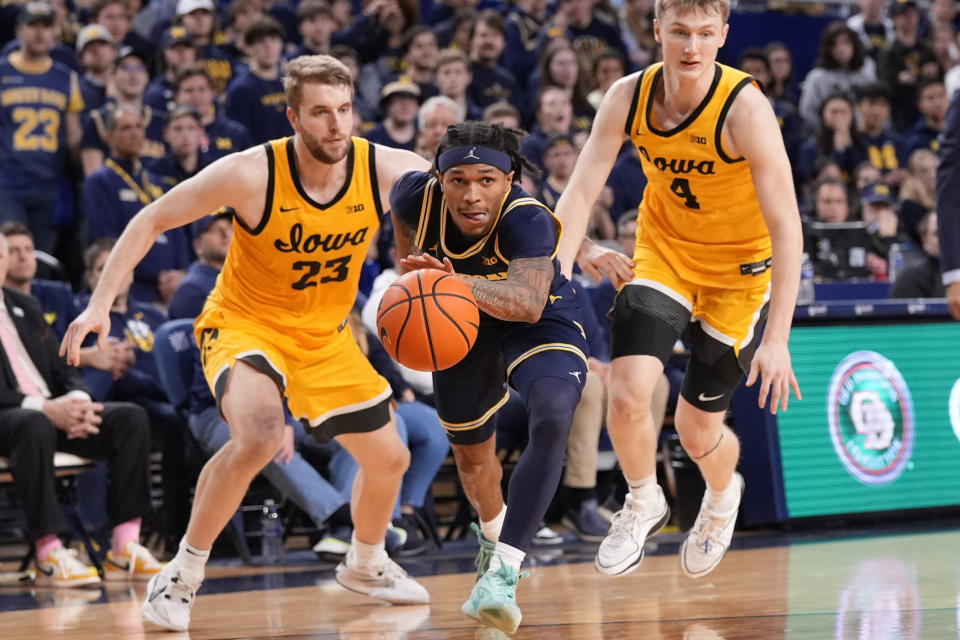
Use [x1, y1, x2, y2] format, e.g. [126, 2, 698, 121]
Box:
[887, 243, 904, 283]
[260, 499, 284, 564]
[797, 252, 815, 306]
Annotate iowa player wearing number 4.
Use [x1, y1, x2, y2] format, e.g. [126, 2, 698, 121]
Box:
[553, 0, 803, 581]
[61, 55, 433, 632]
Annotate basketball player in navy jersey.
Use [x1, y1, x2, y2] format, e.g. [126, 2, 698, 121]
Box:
[390, 121, 589, 634]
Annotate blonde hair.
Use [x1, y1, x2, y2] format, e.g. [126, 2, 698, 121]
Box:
[655, 0, 730, 21]
[283, 55, 354, 112]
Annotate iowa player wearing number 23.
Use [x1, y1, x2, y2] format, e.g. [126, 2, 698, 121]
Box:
[60, 55, 434, 632]
[391, 122, 589, 634]
[553, 0, 803, 583]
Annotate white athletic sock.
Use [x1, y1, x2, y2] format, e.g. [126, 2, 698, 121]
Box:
[174, 539, 209, 585]
[480, 504, 507, 542]
[706, 477, 740, 514]
[488, 541, 525, 573]
[348, 532, 388, 573]
[626, 472, 659, 504]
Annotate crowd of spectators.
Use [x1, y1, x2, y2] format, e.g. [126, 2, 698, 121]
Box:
[0, 0, 957, 582]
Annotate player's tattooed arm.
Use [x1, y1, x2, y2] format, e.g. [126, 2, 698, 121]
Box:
[391, 213, 423, 274]
[468, 256, 553, 323]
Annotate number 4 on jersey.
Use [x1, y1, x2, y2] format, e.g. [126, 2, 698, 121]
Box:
[670, 178, 700, 210]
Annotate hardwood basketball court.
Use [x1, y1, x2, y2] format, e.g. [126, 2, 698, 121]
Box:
[1, 528, 957, 639]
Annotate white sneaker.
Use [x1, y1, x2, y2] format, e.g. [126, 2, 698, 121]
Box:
[531, 524, 563, 546]
[680, 472, 744, 579]
[594, 486, 670, 576]
[141, 564, 200, 631]
[335, 556, 430, 605]
[35, 547, 101, 588]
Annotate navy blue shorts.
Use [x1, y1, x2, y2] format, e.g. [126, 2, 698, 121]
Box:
[434, 315, 589, 445]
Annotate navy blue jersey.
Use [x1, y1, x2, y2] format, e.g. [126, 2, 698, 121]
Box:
[146, 152, 204, 190]
[200, 45, 238, 95]
[84, 157, 192, 302]
[77, 293, 169, 401]
[935, 92, 960, 286]
[390, 170, 579, 329]
[0, 53, 83, 188]
[81, 101, 168, 163]
[224, 70, 292, 145]
[363, 122, 416, 151]
[168, 261, 220, 320]
[143, 76, 175, 114]
[861, 129, 906, 171]
[78, 74, 108, 114]
[201, 114, 253, 164]
[903, 119, 941, 155]
[503, 8, 547, 90]
[31, 277, 80, 340]
[468, 63, 521, 112]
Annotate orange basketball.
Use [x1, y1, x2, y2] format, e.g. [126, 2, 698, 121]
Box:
[376, 269, 479, 372]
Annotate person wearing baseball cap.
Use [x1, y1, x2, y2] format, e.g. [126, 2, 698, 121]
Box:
[0, 1, 84, 253]
[76, 23, 116, 112]
[81, 46, 166, 175]
[144, 27, 198, 114]
[364, 80, 421, 151]
[175, 0, 236, 93]
[176, 0, 216, 47]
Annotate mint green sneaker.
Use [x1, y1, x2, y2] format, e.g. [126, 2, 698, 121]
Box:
[470, 522, 496, 583]
[460, 562, 529, 634]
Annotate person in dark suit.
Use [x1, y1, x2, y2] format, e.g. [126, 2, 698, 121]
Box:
[0, 235, 159, 588]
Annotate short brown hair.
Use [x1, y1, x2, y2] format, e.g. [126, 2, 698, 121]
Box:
[283, 55, 354, 112]
[84, 238, 117, 272]
[654, 0, 730, 21]
[0, 221, 32, 240]
[173, 63, 213, 94]
[481, 101, 520, 124]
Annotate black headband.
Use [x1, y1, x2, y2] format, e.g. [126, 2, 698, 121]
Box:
[437, 145, 512, 174]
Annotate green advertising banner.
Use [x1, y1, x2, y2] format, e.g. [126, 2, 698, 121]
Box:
[779, 322, 960, 518]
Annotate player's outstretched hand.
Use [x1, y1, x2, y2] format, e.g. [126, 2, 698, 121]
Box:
[577, 238, 634, 288]
[400, 254, 455, 274]
[60, 307, 111, 366]
[745, 340, 801, 414]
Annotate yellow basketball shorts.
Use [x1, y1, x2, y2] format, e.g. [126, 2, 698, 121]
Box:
[194, 306, 392, 442]
[611, 243, 771, 411]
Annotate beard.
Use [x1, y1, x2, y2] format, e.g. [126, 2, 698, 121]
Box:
[299, 127, 350, 165]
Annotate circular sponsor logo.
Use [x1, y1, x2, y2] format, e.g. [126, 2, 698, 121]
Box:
[827, 351, 914, 486]
[950, 378, 960, 444]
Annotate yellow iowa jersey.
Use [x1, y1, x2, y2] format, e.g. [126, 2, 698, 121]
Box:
[627, 62, 772, 289]
[206, 137, 383, 343]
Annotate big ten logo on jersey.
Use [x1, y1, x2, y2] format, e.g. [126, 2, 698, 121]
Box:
[273, 222, 370, 290]
[124, 313, 155, 352]
[689, 134, 708, 145]
[345, 203, 364, 213]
